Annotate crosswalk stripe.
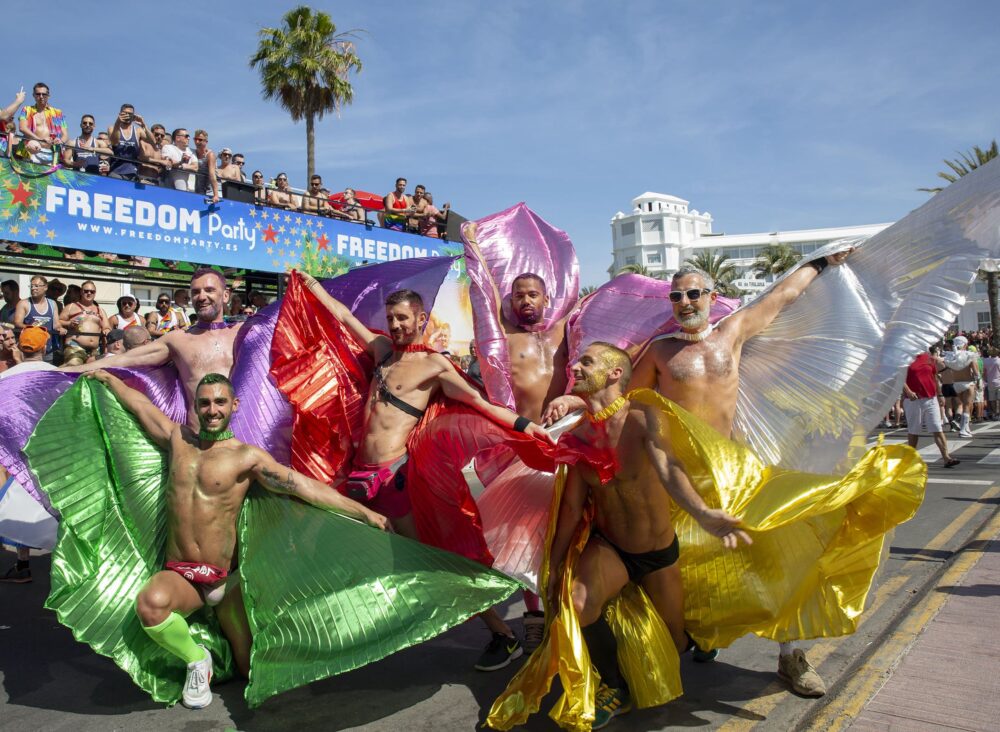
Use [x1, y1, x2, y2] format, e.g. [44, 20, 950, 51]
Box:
[926, 477, 994, 485]
[980, 448, 1000, 465]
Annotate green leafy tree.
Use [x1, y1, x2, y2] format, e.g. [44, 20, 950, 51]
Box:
[580, 285, 599, 297]
[616, 263, 669, 279]
[250, 6, 362, 181]
[920, 140, 999, 348]
[752, 244, 800, 281]
[683, 251, 743, 297]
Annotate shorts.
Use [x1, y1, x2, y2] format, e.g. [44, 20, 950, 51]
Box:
[988, 384, 1000, 401]
[593, 532, 680, 582]
[941, 384, 957, 398]
[904, 397, 944, 436]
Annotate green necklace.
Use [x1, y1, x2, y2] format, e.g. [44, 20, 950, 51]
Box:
[199, 428, 234, 442]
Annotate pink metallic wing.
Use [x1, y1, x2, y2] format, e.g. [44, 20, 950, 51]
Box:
[463, 203, 580, 409]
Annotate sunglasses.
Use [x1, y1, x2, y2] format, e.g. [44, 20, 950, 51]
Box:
[277, 177, 288, 182]
[82, 289, 97, 294]
[34, 92, 49, 97]
[235, 161, 245, 166]
[668, 288, 712, 303]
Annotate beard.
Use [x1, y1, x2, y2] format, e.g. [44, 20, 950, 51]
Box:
[515, 305, 543, 326]
[199, 413, 232, 434]
[391, 326, 419, 344]
[570, 370, 608, 396]
[195, 301, 223, 322]
[677, 308, 709, 330]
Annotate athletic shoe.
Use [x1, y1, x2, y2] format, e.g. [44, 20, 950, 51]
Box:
[0, 563, 31, 583]
[777, 649, 826, 697]
[685, 631, 719, 662]
[593, 684, 632, 729]
[182, 645, 213, 709]
[948, 418, 960, 431]
[475, 632, 523, 671]
[958, 430, 973, 438]
[522, 611, 545, 653]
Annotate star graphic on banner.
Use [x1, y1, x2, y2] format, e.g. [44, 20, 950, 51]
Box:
[6, 181, 32, 206]
[0, 209, 11, 220]
[305, 219, 313, 228]
[29, 198, 39, 209]
[294, 238, 304, 249]
[262, 224, 278, 243]
[266, 247, 273, 255]
[271, 259, 280, 267]
[254, 222, 261, 230]
[278, 225, 286, 234]
[290, 228, 299, 236]
[28, 226, 39, 238]
[37, 213, 48, 224]
[8, 224, 19, 235]
[19, 211, 30, 222]
[283, 237, 290, 246]
[248, 208, 257, 218]
[295, 216, 302, 225]
[317, 233, 331, 251]
[260, 210, 270, 221]
[46, 229, 56, 240]
[315, 219, 324, 230]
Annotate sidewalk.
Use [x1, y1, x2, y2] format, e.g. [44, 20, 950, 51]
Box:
[848, 522, 1000, 731]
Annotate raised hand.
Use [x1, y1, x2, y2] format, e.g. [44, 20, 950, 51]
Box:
[697, 508, 753, 549]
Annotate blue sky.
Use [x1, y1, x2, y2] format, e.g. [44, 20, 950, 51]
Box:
[8, 1, 999, 285]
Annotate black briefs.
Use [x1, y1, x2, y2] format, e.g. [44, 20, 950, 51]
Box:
[594, 532, 680, 582]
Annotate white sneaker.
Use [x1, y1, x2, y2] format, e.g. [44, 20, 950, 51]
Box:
[958, 430, 973, 438]
[182, 645, 213, 709]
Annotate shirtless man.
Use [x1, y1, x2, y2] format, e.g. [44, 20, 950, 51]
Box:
[300, 273, 554, 670]
[86, 369, 388, 709]
[464, 221, 574, 648]
[17, 82, 68, 164]
[267, 172, 299, 210]
[547, 342, 748, 728]
[63, 269, 240, 428]
[215, 147, 243, 184]
[301, 174, 333, 216]
[58, 280, 111, 361]
[942, 335, 980, 438]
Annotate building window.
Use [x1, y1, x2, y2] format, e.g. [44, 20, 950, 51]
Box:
[132, 287, 155, 308]
[642, 220, 663, 233]
[620, 222, 635, 236]
[974, 281, 988, 294]
[647, 253, 662, 265]
[624, 256, 636, 265]
[978, 312, 991, 328]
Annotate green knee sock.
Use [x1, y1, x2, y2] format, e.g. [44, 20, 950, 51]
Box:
[143, 612, 205, 665]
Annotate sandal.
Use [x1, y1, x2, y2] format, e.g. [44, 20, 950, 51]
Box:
[944, 458, 961, 468]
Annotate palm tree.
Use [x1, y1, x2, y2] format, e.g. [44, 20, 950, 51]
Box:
[683, 251, 743, 297]
[616, 263, 669, 279]
[752, 243, 800, 281]
[580, 285, 599, 297]
[920, 141, 999, 349]
[250, 6, 363, 182]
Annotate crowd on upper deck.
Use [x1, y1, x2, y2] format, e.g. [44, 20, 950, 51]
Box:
[1, 83, 451, 237]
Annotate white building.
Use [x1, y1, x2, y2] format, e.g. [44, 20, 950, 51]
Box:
[609, 192, 992, 332]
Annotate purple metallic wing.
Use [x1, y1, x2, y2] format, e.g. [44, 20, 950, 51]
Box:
[567, 274, 740, 362]
[463, 204, 580, 409]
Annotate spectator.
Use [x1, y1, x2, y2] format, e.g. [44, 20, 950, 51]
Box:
[251, 170, 267, 204]
[0, 86, 25, 157]
[983, 346, 1000, 420]
[192, 129, 220, 203]
[173, 288, 193, 321]
[103, 329, 126, 357]
[17, 82, 68, 164]
[59, 280, 110, 361]
[13, 275, 65, 363]
[64, 284, 82, 305]
[216, 147, 242, 184]
[108, 104, 150, 181]
[904, 347, 960, 467]
[267, 172, 299, 210]
[59, 280, 111, 334]
[0, 324, 17, 371]
[228, 290, 244, 316]
[341, 188, 366, 222]
[407, 184, 428, 232]
[419, 191, 449, 238]
[95, 131, 113, 176]
[62, 114, 108, 173]
[160, 128, 198, 191]
[123, 324, 151, 351]
[1, 279, 20, 323]
[46, 279, 67, 313]
[301, 174, 332, 216]
[248, 290, 269, 310]
[232, 153, 247, 181]
[146, 293, 188, 338]
[134, 123, 170, 184]
[109, 295, 143, 330]
[382, 177, 412, 230]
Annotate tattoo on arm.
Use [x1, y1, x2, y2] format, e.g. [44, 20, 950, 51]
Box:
[261, 467, 298, 495]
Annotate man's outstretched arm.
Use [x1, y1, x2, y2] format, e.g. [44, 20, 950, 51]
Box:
[62, 335, 170, 373]
[86, 370, 175, 449]
[299, 272, 389, 356]
[461, 222, 504, 316]
[725, 250, 852, 345]
[250, 448, 391, 531]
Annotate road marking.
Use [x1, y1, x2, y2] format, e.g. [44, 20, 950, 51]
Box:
[805, 500, 1000, 731]
[979, 447, 1000, 465]
[717, 483, 1000, 731]
[926, 477, 994, 485]
[921, 439, 969, 462]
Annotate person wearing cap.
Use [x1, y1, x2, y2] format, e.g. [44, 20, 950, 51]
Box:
[216, 147, 243, 183]
[103, 329, 126, 358]
[110, 295, 143, 331]
[941, 335, 980, 438]
[0, 326, 57, 584]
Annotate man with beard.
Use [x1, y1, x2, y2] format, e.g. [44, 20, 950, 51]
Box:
[545, 254, 853, 698]
[84, 369, 389, 709]
[464, 222, 575, 649]
[541, 342, 747, 728]
[63, 269, 240, 429]
[300, 273, 554, 670]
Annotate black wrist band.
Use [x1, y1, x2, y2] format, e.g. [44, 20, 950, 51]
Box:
[513, 416, 531, 432]
[808, 258, 828, 273]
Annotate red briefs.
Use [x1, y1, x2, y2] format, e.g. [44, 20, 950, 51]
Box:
[165, 561, 228, 585]
[342, 455, 411, 519]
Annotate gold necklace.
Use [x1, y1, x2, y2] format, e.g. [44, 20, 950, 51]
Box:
[586, 395, 627, 423]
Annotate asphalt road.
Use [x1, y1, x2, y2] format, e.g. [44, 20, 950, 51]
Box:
[2, 421, 998, 732]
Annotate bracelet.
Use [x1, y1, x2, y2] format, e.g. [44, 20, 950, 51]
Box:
[513, 416, 531, 432]
[808, 258, 828, 273]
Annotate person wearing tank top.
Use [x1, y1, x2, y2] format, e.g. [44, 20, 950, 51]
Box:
[110, 295, 144, 331]
[192, 129, 220, 202]
[109, 104, 148, 181]
[13, 276, 66, 362]
[63, 114, 107, 173]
